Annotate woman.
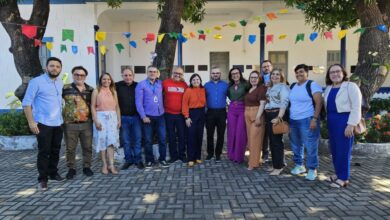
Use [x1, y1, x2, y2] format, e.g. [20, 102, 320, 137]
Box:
[289, 64, 323, 181]
[264, 69, 290, 176]
[324, 64, 362, 188]
[227, 68, 249, 163]
[244, 71, 267, 170]
[182, 74, 206, 167]
[91, 73, 121, 175]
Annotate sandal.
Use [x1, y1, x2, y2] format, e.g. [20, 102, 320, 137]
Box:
[108, 166, 118, 175]
[101, 166, 108, 175]
[330, 179, 349, 188]
[325, 175, 338, 183]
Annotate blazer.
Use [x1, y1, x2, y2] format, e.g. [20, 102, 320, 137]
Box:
[323, 81, 362, 126]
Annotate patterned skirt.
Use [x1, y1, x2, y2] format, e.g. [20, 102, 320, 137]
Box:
[93, 111, 120, 152]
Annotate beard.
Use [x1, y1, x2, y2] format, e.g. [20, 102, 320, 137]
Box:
[48, 71, 60, 79]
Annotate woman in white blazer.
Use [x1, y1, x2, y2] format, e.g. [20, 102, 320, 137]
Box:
[323, 64, 362, 188]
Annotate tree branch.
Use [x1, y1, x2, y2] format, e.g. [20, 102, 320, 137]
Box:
[29, 0, 50, 39]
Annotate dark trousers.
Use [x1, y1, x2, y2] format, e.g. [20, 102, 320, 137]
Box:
[262, 126, 269, 159]
[265, 111, 285, 169]
[120, 115, 142, 164]
[165, 113, 186, 161]
[206, 108, 226, 157]
[142, 115, 167, 163]
[187, 108, 205, 162]
[37, 123, 63, 182]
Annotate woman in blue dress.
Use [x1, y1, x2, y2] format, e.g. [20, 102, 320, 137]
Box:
[323, 64, 362, 188]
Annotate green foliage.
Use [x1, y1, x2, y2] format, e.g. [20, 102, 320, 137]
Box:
[369, 98, 390, 115]
[106, 0, 122, 9]
[320, 120, 328, 139]
[0, 111, 32, 136]
[157, 0, 206, 24]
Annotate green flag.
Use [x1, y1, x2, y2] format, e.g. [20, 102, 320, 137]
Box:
[62, 29, 74, 42]
[233, 35, 242, 42]
[353, 28, 366, 34]
[60, 44, 67, 53]
[295, 33, 304, 43]
[239, 20, 247, 27]
[197, 30, 204, 34]
[168, 32, 179, 39]
[115, 43, 124, 53]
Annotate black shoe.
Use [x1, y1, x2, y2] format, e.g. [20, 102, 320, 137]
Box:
[205, 155, 213, 161]
[49, 174, 64, 182]
[66, 169, 76, 180]
[180, 157, 188, 163]
[145, 162, 153, 168]
[83, 167, 94, 177]
[121, 162, 133, 170]
[168, 158, 178, 164]
[160, 160, 170, 168]
[137, 162, 145, 170]
[215, 155, 221, 163]
[39, 181, 48, 191]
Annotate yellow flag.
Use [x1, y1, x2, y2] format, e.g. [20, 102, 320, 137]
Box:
[100, 45, 107, 55]
[253, 16, 262, 22]
[157, 33, 165, 43]
[279, 9, 289, 14]
[96, 31, 106, 42]
[214, 34, 222, 40]
[279, 34, 287, 40]
[183, 33, 189, 39]
[214, 26, 222, 31]
[228, 22, 237, 28]
[46, 42, 53, 51]
[338, 30, 347, 39]
[205, 29, 212, 34]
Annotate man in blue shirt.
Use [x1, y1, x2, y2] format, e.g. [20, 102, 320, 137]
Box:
[22, 57, 64, 191]
[204, 67, 229, 162]
[136, 65, 169, 168]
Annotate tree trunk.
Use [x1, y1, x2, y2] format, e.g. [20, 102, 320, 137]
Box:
[0, 0, 49, 100]
[354, 0, 390, 110]
[153, 0, 184, 80]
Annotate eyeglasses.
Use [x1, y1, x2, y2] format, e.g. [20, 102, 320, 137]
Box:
[250, 76, 259, 79]
[329, 70, 342, 74]
[173, 72, 183, 75]
[73, 74, 86, 78]
[148, 70, 158, 73]
[231, 72, 240, 75]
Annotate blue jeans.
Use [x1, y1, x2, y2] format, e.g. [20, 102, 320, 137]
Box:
[289, 117, 320, 170]
[120, 115, 142, 164]
[142, 115, 167, 163]
[165, 113, 186, 161]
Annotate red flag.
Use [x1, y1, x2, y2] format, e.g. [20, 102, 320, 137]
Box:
[199, 34, 206, 40]
[87, 46, 94, 55]
[34, 39, 42, 47]
[266, 34, 274, 44]
[22, 24, 37, 39]
[143, 33, 155, 43]
[324, 31, 333, 40]
[266, 13, 277, 20]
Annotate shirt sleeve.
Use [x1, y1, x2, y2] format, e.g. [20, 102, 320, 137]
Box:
[135, 82, 146, 119]
[22, 79, 38, 107]
[182, 89, 190, 118]
[311, 81, 323, 95]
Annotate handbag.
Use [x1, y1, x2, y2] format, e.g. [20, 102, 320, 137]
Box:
[272, 118, 289, 134]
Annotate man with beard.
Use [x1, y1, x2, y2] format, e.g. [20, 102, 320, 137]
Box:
[22, 57, 65, 190]
[204, 67, 229, 163]
[261, 60, 273, 163]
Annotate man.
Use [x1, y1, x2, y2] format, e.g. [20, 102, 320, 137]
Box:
[261, 60, 273, 163]
[204, 67, 229, 162]
[22, 57, 64, 191]
[163, 66, 188, 163]
[116, 68, 144, 170]
[62, 66, 94, 179]
[136, 65, 169, 168]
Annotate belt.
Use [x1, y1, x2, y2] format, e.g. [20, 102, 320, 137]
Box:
[265, 108, 280, 113]
[208, 108, 225, 111]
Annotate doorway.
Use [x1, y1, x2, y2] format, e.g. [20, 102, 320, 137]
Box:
[210, 52, 230, 81]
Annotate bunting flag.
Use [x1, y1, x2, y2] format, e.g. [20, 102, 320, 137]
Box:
[295, 33, 304, 43]
[239, 20, 247, 27]
[198, 30, 204, 34]
[309, 32, 318, 41]
[205, 29, 212, 34]
[324, 31, 333, 39]
[34, 39, 42, 47]
[129, 41, 137, 48]
[144, 33, 155, 43]
[228, 22, 237, 28]
[353, 28, 366, 34]
[278, 9, 289, 14]
[95, 31, 106, 41]
[71, 45, 78, 54]
[115, 43, 124, 53]
[214, 34, 222, 40]
[87, 46, 94, 55]
[199, 34, 206, 40]
[60, 44, 67, 53]
[338, 30, 347, 39]
[248, 35, 256, 44]
[377, 24, 388, 33]
[190, 32, 196, 38]
[46, 42, 53, 51]
[157, 33, 165, 43]
[253, 16, 262, 22]
[179, 34, 188, 43]
[233, 35, 242, 42]
[21, 24, 37, 39]
[100, 45, 107, 55]
[214, 26, 222, 31]
[266, 12, 277, 20]
[278, 34, 287, 40]
[62, 29, 74, 42]
[266, 34, 274, 44]
[168, 32, 179, 39]
[122, 32, 132, 38]
[183, 33, 189, 39]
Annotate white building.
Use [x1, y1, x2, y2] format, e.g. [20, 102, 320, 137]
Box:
[0, 0, 389, 109]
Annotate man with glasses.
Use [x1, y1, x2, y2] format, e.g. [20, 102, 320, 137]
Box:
[116, 67, 144, 170]
[62, 66, 94, 179]
[204, 67, 229, 162]
[136, 65, 169, 168]
[163, 66, 188, 163]
[261, 60, 273, 163]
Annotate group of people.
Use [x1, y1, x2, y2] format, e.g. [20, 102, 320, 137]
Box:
[22, 57, 362, 190]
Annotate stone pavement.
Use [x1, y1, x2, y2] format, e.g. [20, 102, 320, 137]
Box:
[0, 147, 389, 220]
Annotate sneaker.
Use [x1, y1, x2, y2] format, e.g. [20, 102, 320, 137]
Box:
[290, 165, 306, 175]
[205, 155, 213, 161]
[160, 160, 170, 168]
[137, 162, 145, 170]
[49, 174, 65, 182]
[38, 181, 48, 191]
[270, 168, 283, 176]
[168, 158, 178, 164]
[305, 169, 317, 181]
[83, 167, 94, 177]
[261, 154, 269, 164]
[215, 155, 221, 163]
[121, 162, 133, 170]
[145, 162, 153, 168]
[188, 161, 194, 167]
[66, 169, 76, 179]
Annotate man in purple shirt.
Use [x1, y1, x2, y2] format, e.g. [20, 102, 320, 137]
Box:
[136, 65, 169, 168]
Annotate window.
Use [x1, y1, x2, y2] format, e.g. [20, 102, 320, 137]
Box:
[38, 43, 50, 71]
[134, 66, 146, 74]
[184, 65, 195, 73]
[327, 50, 341, 68]
[198, 65, 208, 71]
[268, 51, 288, 80]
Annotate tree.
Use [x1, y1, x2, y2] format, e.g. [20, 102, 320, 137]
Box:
[285, 0, 390, 110]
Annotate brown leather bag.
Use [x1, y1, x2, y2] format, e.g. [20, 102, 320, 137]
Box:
[272, 119, 289, 134]
[354, 118, 366, 134]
